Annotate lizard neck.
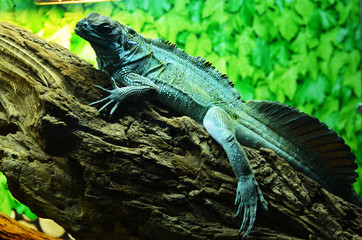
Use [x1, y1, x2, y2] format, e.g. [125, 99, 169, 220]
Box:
[92, 44, 123, 75]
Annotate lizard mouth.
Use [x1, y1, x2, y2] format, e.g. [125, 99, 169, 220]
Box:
[74, 19, 90, 39]
[74, 19, 108, 46]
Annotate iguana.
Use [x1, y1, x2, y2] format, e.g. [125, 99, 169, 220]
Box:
[74, 13, 362, 238]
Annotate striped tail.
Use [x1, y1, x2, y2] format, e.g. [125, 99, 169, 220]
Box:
[240, 100, 361, 207]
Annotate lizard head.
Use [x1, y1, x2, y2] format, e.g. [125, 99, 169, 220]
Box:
[75, 13, 140, 53]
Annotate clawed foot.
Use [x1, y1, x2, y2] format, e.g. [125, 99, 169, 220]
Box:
[90, 78, 124, 116]
[234, 175, 268, 239]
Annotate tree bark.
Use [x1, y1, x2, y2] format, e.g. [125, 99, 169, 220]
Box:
[0, 212, 58, 240]
[0, 21, 361, 240]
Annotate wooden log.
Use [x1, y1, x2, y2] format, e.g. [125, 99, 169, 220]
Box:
[0, 212, 58, 240]
[0, 21, 361, 240]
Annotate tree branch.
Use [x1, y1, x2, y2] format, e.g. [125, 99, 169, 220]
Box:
[0, 212, 58, 240]
[0, 22, 361, 240]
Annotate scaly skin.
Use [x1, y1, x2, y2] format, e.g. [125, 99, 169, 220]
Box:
[75, 13, 361, 238]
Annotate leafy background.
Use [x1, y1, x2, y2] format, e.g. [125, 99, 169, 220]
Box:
[0, 0, 361, 219]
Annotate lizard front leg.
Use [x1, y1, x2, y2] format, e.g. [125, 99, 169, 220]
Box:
[203, 106, 268, 239]
[90, 76, 159, 115]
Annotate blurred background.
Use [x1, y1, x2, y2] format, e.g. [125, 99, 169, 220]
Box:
[0, 0, 361, 227]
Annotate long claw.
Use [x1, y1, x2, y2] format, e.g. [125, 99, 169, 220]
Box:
[94, 84, 112, 93]
[89, 96, 111, 106]
[256, 184, 268, 211]
[98, 100, 114, 112]
[234, 176, 268, 239]
[242, 222, 253, 240]
[89, 79, 125, 116]
[110, 77, 118, 88]
[110, 102, 120, 116]
[239, 207, 249, 234]
[235, 191, 241, 207]
[242, 205, 257, 239]
[235, 202, 243, 218]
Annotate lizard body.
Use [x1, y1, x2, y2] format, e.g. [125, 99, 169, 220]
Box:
[75, 13, 361, 238]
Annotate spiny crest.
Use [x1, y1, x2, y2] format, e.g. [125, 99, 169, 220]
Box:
[153, 37, 235, 87]
[243, 100, 358, 198]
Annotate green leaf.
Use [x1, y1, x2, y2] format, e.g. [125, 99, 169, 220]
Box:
[290, 30, 308, 53]
[321, 51, 348, 83]
[346, 50, 361, 76]
[336, 27, 349, 43]
[254, 83, 273, 100]
[86, 1, 113, 17]
[294, 0, 315, 24]
[121, 9, 147, 33]
[337, 23, 360, 51]
[156, 14, 190, 42]
[44, 6, 64, 26]
[0, 0, 15, 12]
[270, 40, 290, 67]
[319, 9, 337, 30]
[309, 9, 337, 36]
[14, 0, 45, 33]
[335, 1, 353, 24]
[188, 0, 203, 24]
[0, 172, 36, 220]
[323, 112, 339, 130]
[291, 50, 318, 80]
[202, 0, 224, 19]
[206, 52, 226, 74]
[266, 64, 298, 101]
[185, 33, 198, 56]
[275, 0, 284, 13]
[226, 0, 242, 12]
[317, 30, 337, 61]
[296, 103, 315, 115]
[344, 70, 361, 98]
[252, 12, 278, 41]
[277, 9, 300, 41]
[281, 66, 298, 100]
[295, 75, 330, 105]
[70, 33, 97, 66]
[207, 22, 235, 56]
[123, 0, 143, 11]
[13, 202, 37, 220]
[0, 173, 12, 216]
[234, 77, 254, 100]
[144, 0, 172, 19]
[251, 38, 272, 73]
[341, 87, 353, 106]
[321, 0, 336, 10]
[315, 96, 339, 121]
[237, 53, 254, 78]
[337, 99, 359, 146]
[239, 0, 255, 26]
[173, 0, 189, 16]
[252, 15, 267, 40]
[236, 28, 255, 55]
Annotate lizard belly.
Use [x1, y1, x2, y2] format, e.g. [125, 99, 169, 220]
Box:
[156, 82, 210, 123]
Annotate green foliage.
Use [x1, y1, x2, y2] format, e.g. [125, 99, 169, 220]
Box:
[0, 0, 361, 206]
[0, 172, 36, 220]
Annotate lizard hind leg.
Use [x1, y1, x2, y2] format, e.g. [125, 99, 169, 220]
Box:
[203, 106, 267, 239]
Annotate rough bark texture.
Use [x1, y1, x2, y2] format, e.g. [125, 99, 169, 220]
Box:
[0, 22, 361, 240]
[0, 212, 58, 240]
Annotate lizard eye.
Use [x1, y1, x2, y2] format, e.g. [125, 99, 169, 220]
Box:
[98, 24, 113, 34]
